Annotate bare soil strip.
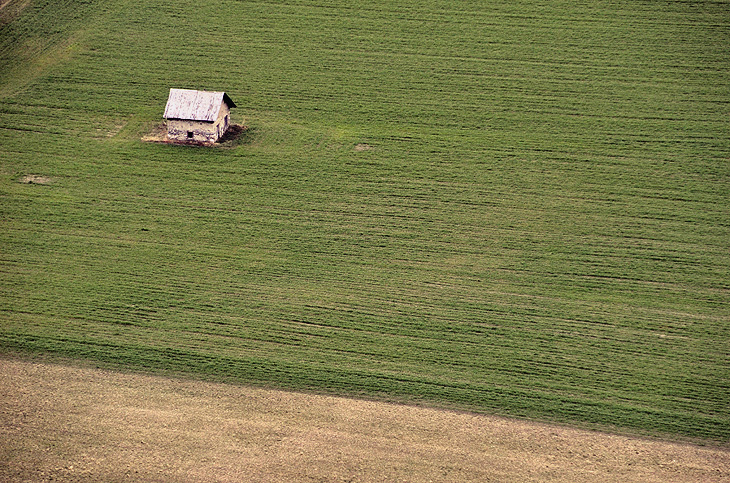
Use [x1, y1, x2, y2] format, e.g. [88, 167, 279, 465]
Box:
[1, 358, 728, 482]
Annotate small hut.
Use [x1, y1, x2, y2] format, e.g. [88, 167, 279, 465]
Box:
[163, 88, 236, 143]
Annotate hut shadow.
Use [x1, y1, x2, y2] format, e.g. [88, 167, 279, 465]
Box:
[218, 124, 256, 147]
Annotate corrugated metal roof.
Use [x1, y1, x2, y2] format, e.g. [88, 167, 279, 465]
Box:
[163, 89, 236, 122]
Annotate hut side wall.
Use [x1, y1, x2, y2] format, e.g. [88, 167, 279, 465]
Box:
[215, 102, 232, 140]
[166, 102, 232, 143]
[167, 119, 216, 143]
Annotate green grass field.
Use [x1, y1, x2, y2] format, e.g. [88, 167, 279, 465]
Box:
[1, 0, 728, 443]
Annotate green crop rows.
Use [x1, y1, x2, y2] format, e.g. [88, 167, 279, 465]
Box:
[1, 0, 728, 443]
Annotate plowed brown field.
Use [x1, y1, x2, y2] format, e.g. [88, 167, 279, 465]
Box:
[1, 358, 728, 482]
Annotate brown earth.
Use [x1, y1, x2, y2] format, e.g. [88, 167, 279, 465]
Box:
[1, 357, 728, 482]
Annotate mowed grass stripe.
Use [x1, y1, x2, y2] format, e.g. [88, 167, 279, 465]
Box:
[4, 322, 725, 439]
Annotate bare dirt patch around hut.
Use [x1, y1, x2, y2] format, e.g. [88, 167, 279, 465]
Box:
[140, 121, 169, 143]
[1, 357, 728, 482]
[142, 122, 249, 147]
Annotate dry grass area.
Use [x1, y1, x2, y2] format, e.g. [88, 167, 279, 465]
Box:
[139, 122, 168, 143]
[17, 174, 52, 185]
[1, 357, 728, 482]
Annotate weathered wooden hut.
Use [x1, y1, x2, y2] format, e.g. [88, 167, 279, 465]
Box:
[163, 88, 236, 143]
